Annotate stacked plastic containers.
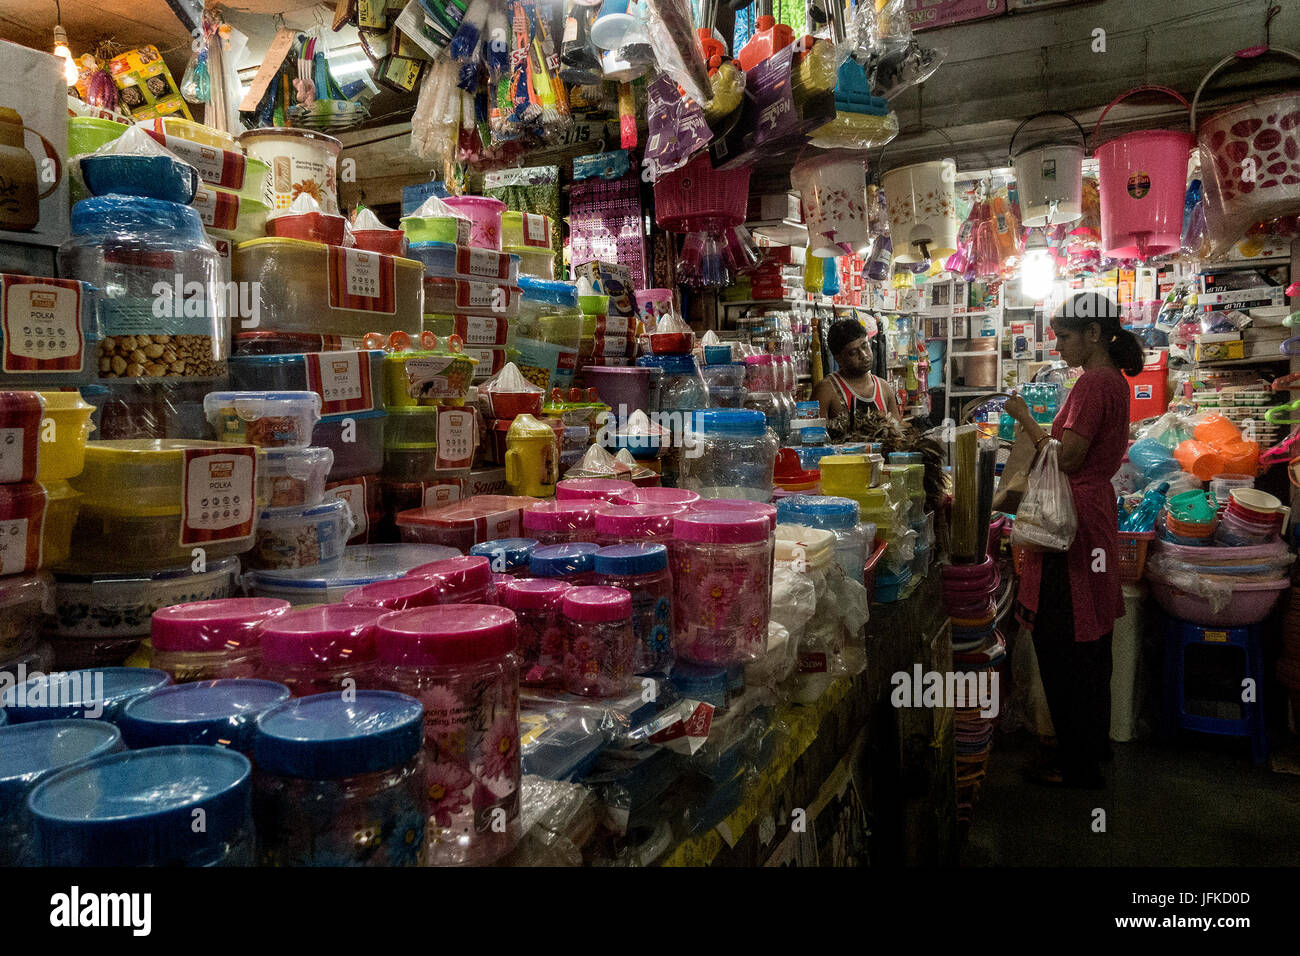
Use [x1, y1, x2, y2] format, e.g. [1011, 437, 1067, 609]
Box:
[594, 544, 674, 674]
[523, 499, 607, 544]
[678, 409, 778, 503]
[512, 278, 584, 394]
[700, 344, 747, 410]
[256, 603, 386, 696]
[636, 352, 709, 487]
[776, 495, 875, 585]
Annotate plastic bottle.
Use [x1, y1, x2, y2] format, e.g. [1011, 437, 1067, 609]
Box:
[1121, 481, 1170, 532]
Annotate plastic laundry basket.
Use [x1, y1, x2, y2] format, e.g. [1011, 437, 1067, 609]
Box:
[653, 153, 751, 233]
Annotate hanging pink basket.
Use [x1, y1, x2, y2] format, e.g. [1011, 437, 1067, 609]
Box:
[653, 153, 752, 233]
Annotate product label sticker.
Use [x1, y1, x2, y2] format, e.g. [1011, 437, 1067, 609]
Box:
[594, 334, 629, 356]
[797, 651, 829, 674]
[189, 186, 241, 231]
[326, 482, 368, 540]
[454, 279, 508, 311]
[402, 354, 473, 400]
[435, 407, 477, 472]
[422, 480, 463, 508]
[305, 350, 374, 414]
[0, 514, 38, 576]
[595, 314, 634, 337]
[1, 276, 85, 373]
[462, 347, 505, 380]
[328, 247, 397, 313]
[180, 446, 257, 545]
[148, 133, 245, 190]
[1127, 170, 1151, 199]
[521, 212, 550, 246]
[454, 314, 509, 346]
[0, 426, 37, 483]
[455, 247, 510, 280]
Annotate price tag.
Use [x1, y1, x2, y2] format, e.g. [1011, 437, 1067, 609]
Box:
[455, 247, 511, 280]
[2, 276, 85, 373]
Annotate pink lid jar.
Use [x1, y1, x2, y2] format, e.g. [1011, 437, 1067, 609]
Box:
[521, 499, 607, 545]
[594, 503, 685, 545]
[498, 578, 573, 687]
[404, 555, 496, 604]
[670, 512, 771, 665]
[343, 577, 441, 610]
[257, 603, 385, 696]
[594, 544, 673, 674]
[688, 497, 778, 532]
[560, 586, 635, 698]
[614, 487, 702, 508]
[374, 604, 520, 865]
[150, 597, 290, 682]
[743, 354, 777, 393]
[555, 478, 637, 503]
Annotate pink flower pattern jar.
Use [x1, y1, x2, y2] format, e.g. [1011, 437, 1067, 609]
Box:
[671, 512, 771, 665]
[561, 586, 635, 698]
[374, 604, 521, 866]
[521, 500, 607, 544]
[257, 604, 385, 697]
[151, 598, 290, 683]
[594, 544, 673, 674]
[743, 354, 777, 394]
[498, 578, 572, 687]
[404, 555, 496, 604]
[555, 478, 637, 503]
[595, 503, 686, 545]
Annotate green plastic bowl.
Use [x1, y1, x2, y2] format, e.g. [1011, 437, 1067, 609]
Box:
[400, 215, 471, 246]
[68, 117, 129, 157]
[578, 294, 609, 316]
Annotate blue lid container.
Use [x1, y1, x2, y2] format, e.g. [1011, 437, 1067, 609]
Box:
[1, 667, 172, 723]
[118, 679, 292, 753]
[470, 537, 539, 573]
[253, 690, 423, 779]
[80, 153, 199, 205]
[777, 494, 860, 531]
[530, 543, 600, 577]
[638, 353, 700, 375]
[799, 446, 838, 470]
[518, 276, 579, 308]
[29, 745, 252, 866]
[667, 661, 729, 710]
[71, 194, 206, 241]
[838, 442, 868, 455]
[594, 543, 669, 576]
[691, 408, 767, 438]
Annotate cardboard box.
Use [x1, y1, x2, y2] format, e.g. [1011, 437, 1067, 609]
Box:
[0, 41, 71, 251]
[465, 466, 508, 497]
[571, 260, 636, 317]
[1194, 334, 1245, 362]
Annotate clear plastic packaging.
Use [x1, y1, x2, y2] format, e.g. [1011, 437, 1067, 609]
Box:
[594, 503, 685, 544]
[242, 544, 459, 605]
[0, 573, 52, 659]
[203, 390, 322, 447]
[249, 497, 353, 570]
[521, 499, 607, 544]
[150, 597, 290, 682]
[561, 586, 636, 698]
[227, 349, 385, 415]
[257, 604, 387, 697]
[678, 409, 778, 502]
[469, 537, 540, 576]
[1, 666, 172, 723]
[395, 495, 541, 551]
[498, 578, 573, 687]
[404, 554, 497, 605]
[594, 544, 674, 674]
[671, 511, 771, 665]
[262, 446, 334, 507]
[0, 481, 77, 574]
[776, 495, 870, 584]
[117, 678, 291, 752]
[1010, 440, 1077, 553]
[374, 605, 521, 865]
[528, 542, 600, 584]
[512, 278, 584, 393]
[252, 691, 426, 866]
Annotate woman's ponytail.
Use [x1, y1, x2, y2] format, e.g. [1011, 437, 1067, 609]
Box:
[1056, 293, 1145, 376]
[1108, 327, 1146, 376]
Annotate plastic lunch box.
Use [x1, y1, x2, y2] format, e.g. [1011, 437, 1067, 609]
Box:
[382, 350, 477, 408]
[423, 314, 510, 347]
[232, 239, 423, 338]
[66, 440, 268, 571]
[36, 392, 96, 483]
[405, 242, 520, 284]
[0, 481, 80, 574]
[394, 495, 541, 551]
[228, 350, 384, 416]
[423, 276, 519, 319]
[203, 391, 322, 448]
[262, 446, 334, 508]
[248, 497, 354, 570]
[233, 332, 374, 356]
[241, 542, 459, 605]
[316, 410, 385, 481]
[0, 275, 100, 387]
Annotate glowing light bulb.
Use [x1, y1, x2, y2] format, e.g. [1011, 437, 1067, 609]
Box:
[1020, 230, 1055, 301]
[53, 26, 77, 86]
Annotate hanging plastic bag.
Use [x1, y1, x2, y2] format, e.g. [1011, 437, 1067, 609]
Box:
[1010, 440, 1076, 553]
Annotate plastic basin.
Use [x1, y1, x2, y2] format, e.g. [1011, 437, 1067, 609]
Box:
[1147, 575, 1287, 626]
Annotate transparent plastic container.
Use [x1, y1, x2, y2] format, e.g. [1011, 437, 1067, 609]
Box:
[636, 353, 708, 411]
[671, 512, 771, 665]
[257, 604, 386, 696]
[469, 537, 539, 576]
[382, 406, 439, 482]
[262, 446, 334, 508]
[1, 666, 172, 723]
[561, 586, 636, 698]
[203, 390, 322, 447]
[249, 497, 353, 570]
[395, 495, 540, 551]
[701, 363, 746, 389]
[678, 409, 778, 503]
[498, 578, 572, 687]
[594, 544, 674, 674]
[58, 195, 228, 382]
[594, 503, 684, 544]
[252, 690, 426, 866]
[227, 349, 385, 414]
[242, 544, 458, 604]
[614, 487, 702, 508]
[343, 576, 445, 610]
[528, 542, 599, 584]
[404, 554, 496, 604]
[555, 478, 636, 502]
[776, 495, 869, 584]
[741, 390, 784, 439]
[150, 597, 290, 682]
[521, 499, 607, 544]
[317, 410, 385, 481]
[512, 278, 583, 393]
[117, 678, 291, 752]
[374, 605, 521, 865]
[28, 745, 254, 866]
[743, 354, 777, 393]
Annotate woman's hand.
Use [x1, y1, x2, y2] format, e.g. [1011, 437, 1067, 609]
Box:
[1003, 394, 1032, 427]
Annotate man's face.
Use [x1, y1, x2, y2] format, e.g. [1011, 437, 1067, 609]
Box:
[836, 336, 872, 375]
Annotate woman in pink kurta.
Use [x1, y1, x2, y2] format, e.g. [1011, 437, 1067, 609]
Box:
[1004, 293, 1141, 789]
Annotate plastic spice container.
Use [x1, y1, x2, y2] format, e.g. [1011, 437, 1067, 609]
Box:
[594, 545, 673, 674]
[316, 409, 386, 482]
[67, 440, 266, 572]
[594, 503, 684, 545]
[58, 196, 228, 381]
[556, 477, 636, 502]
[671, 512, 771, 665]
[29, 744, 254, 866]
[118, 678, 291, 752]
[636, 353, 708, 411]
[373, 605, 521, 865]
[204, 391, 322, 447]
[615, 487, 702, 508]
[251, 690, 426, 866]
[529, 542, 599, 584]
[395, 495, 541, 551]
[0, 573, 51, 658]
[469, 537, 539, 576]
[678, 409, 778, 502]
[405, 554, 496, 604]
[0, 720, 124, 865]
[256, 604, 385, 696]
[249, 497, 353, 570]
[242, 543, 459, 605]
[0, 276, 100, 389]
[227, 349, 385, 416]
[776, 494, 869, 583]
[0, 481, 79, 573]
[560, 586, 635, 698]
[1, 666, 172, 723]
[521, 499, 606, 544]
[262, 446, 334, 507]
[151, 597, 289, 682]
[498, 579, 571, 687]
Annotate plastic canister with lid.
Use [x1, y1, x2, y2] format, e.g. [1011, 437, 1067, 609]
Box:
[256, 604, 386, 696]
[594, 503, 685, 544]
[776, 494, 869, 583]
[403, 554, 496, 604]
[556, 477, 637, 502]
[679, 409, 778, 503]
[595, 543, 674, 674]
[561, 585, 636, 698]
[671, 511, 772, 665]
[528, 542, 600, 584]
[521, 499, 607, 544]
[498, 578, 572, 687]
[1, 666, 172, 723]
[118, 678, 291, 751]
[150, 597, 290, 682]
[469, 537, 540, 576]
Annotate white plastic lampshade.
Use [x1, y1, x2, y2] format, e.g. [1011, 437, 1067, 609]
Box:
[882, 160, 958, 263]
[790, 153, 871, 259]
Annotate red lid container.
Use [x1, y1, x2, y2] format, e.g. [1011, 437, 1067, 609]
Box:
[522, 499, 607, 533]
[498, 578, 572, 611]
[595, 503, 685, 540]
[555, 478, 637, 502]
[258, 604, 386, 665]
[561, 585, 632, 623]
[343, 577, 441, 610]
[405, 554, 494, 600]
[151, 597, 290, 652]
[266, 211, 347, 245]
[673, 511, 770, 545]
[374, 604, 518, 666]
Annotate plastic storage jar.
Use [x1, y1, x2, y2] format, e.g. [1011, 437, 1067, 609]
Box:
[594, 545, 674, 674]
[671, 512, 771, 665]
[528, 542, 599, 584]
[678, 409, 778, 502]
[512, 278, 584, 393]
[556, 478, 637, 502]
[118, 678, 291, 752]
[0, 481, 80, 573]
[257, 604, 386, 696]
[469, 537, 539, 576]
[1, 666, 171, 723]
[343, 575, 443, 610]
[394, 495, 540, 551]
[636, 353, 708, 411]
[151, 597, 290, 682]
[373, 605, 521, 865]
[249, 497, 353, 570]
[58, 196, 228, 382]
[615, 486, 702, 508]
[382, 406, 439, 481]
[405, 554, 496, 604]
[242, 543, 459, 604]
[0, 573, 52, 659]
[29, 745, 254, 866]
[560, 586, 636, 697]
[776, 495, 869, 584]
[251, 690, 426, 866]
[316, 410, 386, 481]
[521, 499, 606, 544]
[262, 446, 334, 507]
[498, 578, 571, 687]
[0, 720, 124, 865]
[595, 503, 685, 544]
[203, 391, 321, 447]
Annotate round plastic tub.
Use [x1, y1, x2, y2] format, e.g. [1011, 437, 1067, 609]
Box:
[0, 666, 172, 723]
[556, 478, 636, 502]
[498, 578, 571, 686]
[35, 392, 95, 482]
[243, 543, 459, 605]
[262, 446, 334, 508]
[594, 503, 685, 544]
[150, 597, 289, 683]
[118, 678, 291, 752]
[249, 497, 354, 570]
[678, 409, 778, 502]
[399, 214, 470, 245]
[1147, 575, 1288, 627]
[521, 499, 607, 545]
[528, 542, 600, 584]
[403, 554, 496, 604]
[440, 196, 506, 250]
[237, 127, 342, 214]
[615, 486, 701, 508]
[28, 744, 255, 866]
[203, 391, 322, 447]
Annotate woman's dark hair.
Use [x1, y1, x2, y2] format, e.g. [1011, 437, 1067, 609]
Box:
[827, 317, 869, 358]
[1054, 292, 1145, 376]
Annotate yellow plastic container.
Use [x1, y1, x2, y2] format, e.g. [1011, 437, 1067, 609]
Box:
[504, 414, 558, 498]
[382, 350, 478, 408]
[0, 480, 79, 572]
[36, 392, 95, 482]
[818, 454, 873, 497]
[135, 117, 237, 150]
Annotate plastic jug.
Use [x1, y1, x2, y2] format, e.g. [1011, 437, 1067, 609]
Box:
[736, 15, 795, 72]
[505, 414, 559, 498]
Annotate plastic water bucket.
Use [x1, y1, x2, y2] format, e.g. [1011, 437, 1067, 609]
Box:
[1010, 111, 1086, 227]
[1093, 86, 1193, 259]
[882, 160, 958, 262]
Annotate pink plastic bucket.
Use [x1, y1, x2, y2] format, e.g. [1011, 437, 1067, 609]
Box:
[1093, 86, 1193, 259]
[441, 196, 507, 251]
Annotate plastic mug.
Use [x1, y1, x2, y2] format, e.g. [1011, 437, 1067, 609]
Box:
[1192, 414, 1240, 447]
[1174, 440, 1224, 481]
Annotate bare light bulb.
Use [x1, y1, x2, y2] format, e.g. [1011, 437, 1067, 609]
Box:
[53, 26, 77, 86]
[1020, 231, 1055, 301]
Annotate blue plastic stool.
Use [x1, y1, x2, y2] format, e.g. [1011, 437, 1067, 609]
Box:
[1164, 620, 1268, 764]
